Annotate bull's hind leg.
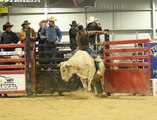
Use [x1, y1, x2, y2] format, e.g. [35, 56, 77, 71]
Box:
[92, 80, 98, 95]
[100, 77, 106, 95]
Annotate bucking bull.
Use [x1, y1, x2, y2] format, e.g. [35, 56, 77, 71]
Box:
[58, 50, 106, 95]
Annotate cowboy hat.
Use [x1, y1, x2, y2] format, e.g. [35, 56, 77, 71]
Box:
[3, 22, 14, 31]
[48, 16, 57, 22]
[39, 20, 48, 26]
[87, 16, 98, 24]
[69, 20, 79, 27]
[21, 20, 31, 27]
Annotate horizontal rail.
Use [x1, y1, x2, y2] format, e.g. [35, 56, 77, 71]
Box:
[0, 44, 25, 48]
[37, 51, 72, 54]
[104, 39, 150, 45]
[105, 62, 149, 67]
[0, 70, 25, 74]
[104, 47, 149, 53]
[0, 65, 25, 69]
[104, 55, 149, 60]
[0, 90, 26, 94]
[0, 58, 25, 62]
[36, 43, 70, 47]
[36, 58, 68, 62]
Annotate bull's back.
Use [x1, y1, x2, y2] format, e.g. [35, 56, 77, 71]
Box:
[70, 50, 95, 67]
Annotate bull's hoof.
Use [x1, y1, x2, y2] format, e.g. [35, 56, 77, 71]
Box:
[102, 93, 108, 97]
[106, 92, 112, 96]
[58, 92, 64, 96]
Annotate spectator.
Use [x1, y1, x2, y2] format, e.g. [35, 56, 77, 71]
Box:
[1, 22, 19, 51]
[86, 16, 102, 50]
[0, 22, 19, 97]
[76, 25, 108, 75]
[41, 16, 62, 66]
[37, 20, 48, 45]
[19, 20, 36, 44]
[69, 20, 78, 51]
[37, 20, 48, 66]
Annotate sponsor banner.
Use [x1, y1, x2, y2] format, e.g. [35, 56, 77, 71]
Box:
[0, 0, 41, 2]
[0, 6, 8, 13]
[0, 51, 24, 56]
[145, 42, 157, 79]
[0, 0, 95, 8]
[0, 74, 25, 91]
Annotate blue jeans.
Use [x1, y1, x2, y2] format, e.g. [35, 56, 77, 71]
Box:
[83, 47, 100, 70]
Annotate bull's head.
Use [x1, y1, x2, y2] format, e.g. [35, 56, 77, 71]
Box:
[58, 61, 74, 81]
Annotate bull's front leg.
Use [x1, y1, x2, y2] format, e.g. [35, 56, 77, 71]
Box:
[87, 79, 92, 92]
[80, 78, 88, 92]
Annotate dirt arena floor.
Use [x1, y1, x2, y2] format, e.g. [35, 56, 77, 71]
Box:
[0, 91, 157, 120]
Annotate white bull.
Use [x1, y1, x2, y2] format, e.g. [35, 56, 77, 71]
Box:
[58, 50, 105, 95]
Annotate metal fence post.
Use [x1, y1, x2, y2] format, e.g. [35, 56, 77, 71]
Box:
[104, 29, 110, 70]
[26, 31, 32, 97]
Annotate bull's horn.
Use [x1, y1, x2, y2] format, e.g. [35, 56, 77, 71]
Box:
[57, 62, 62, 68]
[65, 62, 72, 67]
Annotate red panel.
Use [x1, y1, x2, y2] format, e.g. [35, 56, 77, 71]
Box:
[104, 39, 151, 94]
[0, 44, 28, 95]
[105, 69, 151, 94]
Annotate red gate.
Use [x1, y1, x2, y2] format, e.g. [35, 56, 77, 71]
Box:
[104, 39, 151, 94]
[0, 44, 26, 94]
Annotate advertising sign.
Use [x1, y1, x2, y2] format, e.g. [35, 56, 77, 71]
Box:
[0, 6, 8, 13]
[149, 42, 157, 79]
[0, 74, 25, 92]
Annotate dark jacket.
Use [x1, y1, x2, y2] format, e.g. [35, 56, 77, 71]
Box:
[1, 32, 19, 51]
[69, 27, 77, 50]
[37, 27, 46, 44]
[76, 30, 105, 50]
[86, 22, 102, 44]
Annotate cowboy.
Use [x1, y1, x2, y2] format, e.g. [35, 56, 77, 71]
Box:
[0, 22, 19, 97]
[37, 20, 48, 66]
[41, 16, 62, 66]
[41, 16, 62, 44]
[19, 20, 36, 44]
[1, 22, 19, 51]
[69, 20, 78, 51]
[76, 25, 108, 75]
[37, 20, 48, 44]
[86, 16, 102, 50]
